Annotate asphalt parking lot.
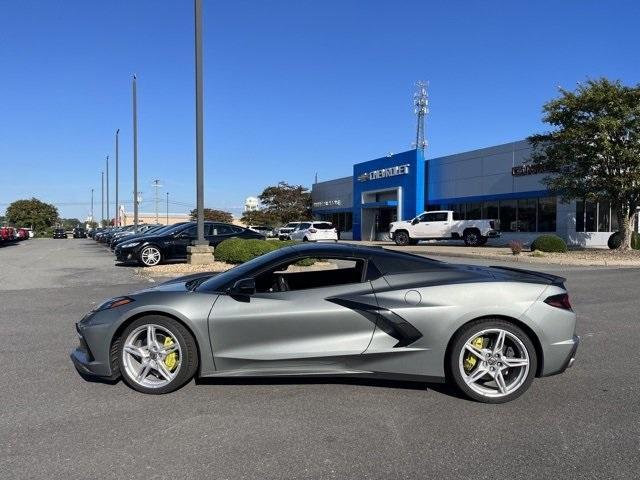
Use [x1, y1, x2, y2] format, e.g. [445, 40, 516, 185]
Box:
[1, 239, 639, 479]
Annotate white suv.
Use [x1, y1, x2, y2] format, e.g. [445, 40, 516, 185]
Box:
[289, 221, 338, 242]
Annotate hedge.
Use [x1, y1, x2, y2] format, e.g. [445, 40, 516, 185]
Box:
[530, 234, 568, 253]
[215, 238, 308, 264]
[607, 231, 640, 250]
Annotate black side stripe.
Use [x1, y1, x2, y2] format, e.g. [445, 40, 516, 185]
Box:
[326, 298, 423, 348]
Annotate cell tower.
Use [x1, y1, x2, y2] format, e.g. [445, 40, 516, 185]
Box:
[414, 81, 429, 150]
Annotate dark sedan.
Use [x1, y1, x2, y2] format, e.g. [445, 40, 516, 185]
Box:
[53, 228, 67, 239]
[73, 227, 87, 238]
[115, 221, 265, 266]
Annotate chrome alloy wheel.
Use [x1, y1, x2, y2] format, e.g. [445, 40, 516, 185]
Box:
[140, 246, 161, 266]
[458, 328, 530, 399]
[122, 324, 182, 389]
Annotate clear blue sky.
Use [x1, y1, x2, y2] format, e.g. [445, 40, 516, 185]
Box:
[1, 0, 638, 220]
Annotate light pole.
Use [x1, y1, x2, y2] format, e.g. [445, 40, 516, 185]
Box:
[91, 188, 94, 224]
[106, 155, 109, 225]
[166, 192, 169, 225]
[132, 74, 139, 232]
[101, 170, 104, 226]
[115, 129, 120, 226]
[194, 0, 205, 245]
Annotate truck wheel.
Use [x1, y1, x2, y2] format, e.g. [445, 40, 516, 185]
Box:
[394, 231, 410, 246]
[478, 236, 488, 246]
[463, 230, 481, 246]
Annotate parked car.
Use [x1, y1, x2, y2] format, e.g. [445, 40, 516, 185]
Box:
[53, 228, 67, 239]
[389, 210, 501, 247]
[16, 228, 30, 240]
[111, 223, 188, 251]
[0, 226, 16, 242]
[277, 222, 301, 240]
[115, 221, 265, 266]
[72, 243, 579, 402]
[248, 225, 276, 238]
[289, 221, 338, 242]
[73, 227, 87, 238]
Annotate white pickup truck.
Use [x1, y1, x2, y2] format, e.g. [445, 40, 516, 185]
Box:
[389, 210, 501, 246]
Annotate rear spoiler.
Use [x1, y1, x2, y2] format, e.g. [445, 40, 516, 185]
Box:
[489, 265, 566, 287]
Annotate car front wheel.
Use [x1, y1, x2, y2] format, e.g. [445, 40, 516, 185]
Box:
[116, 316, 198, 394]
[394, 231, 410, 246]
[139, 246, 162, 266]
[448, 319, 537, 403]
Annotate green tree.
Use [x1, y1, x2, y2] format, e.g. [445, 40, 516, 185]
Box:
[5, 198, 59, 233]
[529, 79, 640, 250]
[257, 181, 311, 225]
[61, 218, 82, 230]
[240, 208, 279, 227]
[189, 208, 234, 223]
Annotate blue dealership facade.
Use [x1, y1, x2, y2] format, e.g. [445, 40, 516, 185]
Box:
[312, 140, 627, 247]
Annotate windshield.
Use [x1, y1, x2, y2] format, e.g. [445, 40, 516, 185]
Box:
[152, 223, 191, 236]
[197, 246, 294, 292]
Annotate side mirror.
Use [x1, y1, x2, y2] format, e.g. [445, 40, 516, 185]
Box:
[411, 218, 419, 225]
[230, 277, 255, 296]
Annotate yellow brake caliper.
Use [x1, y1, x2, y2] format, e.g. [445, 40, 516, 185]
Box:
[163, 336, 178, 371]
[463, 336, 484, 373]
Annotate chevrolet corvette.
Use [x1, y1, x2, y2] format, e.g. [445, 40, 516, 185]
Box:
[71, 243, 578, 403]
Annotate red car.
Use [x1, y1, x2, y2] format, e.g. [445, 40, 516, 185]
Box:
[0, 226, 16, 243]
[16, 228, 30, 240]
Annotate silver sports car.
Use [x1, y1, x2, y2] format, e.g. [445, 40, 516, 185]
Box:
[71, 243, 578, 403]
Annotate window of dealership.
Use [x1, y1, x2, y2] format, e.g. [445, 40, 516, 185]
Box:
[426, 196, 557, 232]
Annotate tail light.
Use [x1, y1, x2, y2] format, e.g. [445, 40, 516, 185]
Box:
[544, 293, 572, 310]
[308, 228, 317, 233]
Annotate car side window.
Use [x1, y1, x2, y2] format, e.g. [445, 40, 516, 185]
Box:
[231, 226, 244, 234]
[298, 223, 311, 230]
[254, 257, 366, 293]
[212, 224, 233, 235]
[181, 226, 197, 237]
[425, 212, 448, 222]
[418, 213, 429, 222]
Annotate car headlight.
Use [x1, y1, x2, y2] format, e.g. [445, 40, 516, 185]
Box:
[95, 296, 135, 311]
[121, 241, 140, 248]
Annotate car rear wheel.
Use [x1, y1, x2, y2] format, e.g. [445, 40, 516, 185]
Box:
[448, 319, 537, 403]
[117, 316, 198, 394]
[463, 229, 481, 246]
[139, 246, 162, 266]
[394, 231, 410, 246]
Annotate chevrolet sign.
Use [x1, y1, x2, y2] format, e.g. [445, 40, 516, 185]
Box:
[357, 164, 410, 182]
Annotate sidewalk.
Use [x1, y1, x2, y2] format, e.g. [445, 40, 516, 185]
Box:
[342, 240, 640, 267]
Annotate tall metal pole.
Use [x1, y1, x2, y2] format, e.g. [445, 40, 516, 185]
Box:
[101, 170, 104, 226]
[106, 155, 109, 225]
[166, 192, 169, 225]
[132, 75, 139, 232]
[194, 0, 205, 244]
[115, 129, 119, 226]
[91, 188, 94, 224]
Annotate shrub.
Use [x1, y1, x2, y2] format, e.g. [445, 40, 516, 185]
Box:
[215, 238, 279, 264]
[608, 231, 640, 250]
[530, 234, 568, 253]
[508, 240, 523, 255]
[214, 238, 316, 264]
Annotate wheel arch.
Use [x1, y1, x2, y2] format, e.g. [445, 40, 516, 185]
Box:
[444, 314, 544, 378]
[110, 310, 203, 377]
[462, 227, 481, 236]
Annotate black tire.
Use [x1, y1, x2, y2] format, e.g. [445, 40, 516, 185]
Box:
[448, 319, 537, 404]
[394, 231, 410, 246]
[116, 316, 198, 395]
[463, 229, 481, 246]
[303, 237, 309, 242]
[477, 236, 488, 246]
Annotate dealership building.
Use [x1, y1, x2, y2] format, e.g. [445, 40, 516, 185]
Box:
[311, 139, 627, 247]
